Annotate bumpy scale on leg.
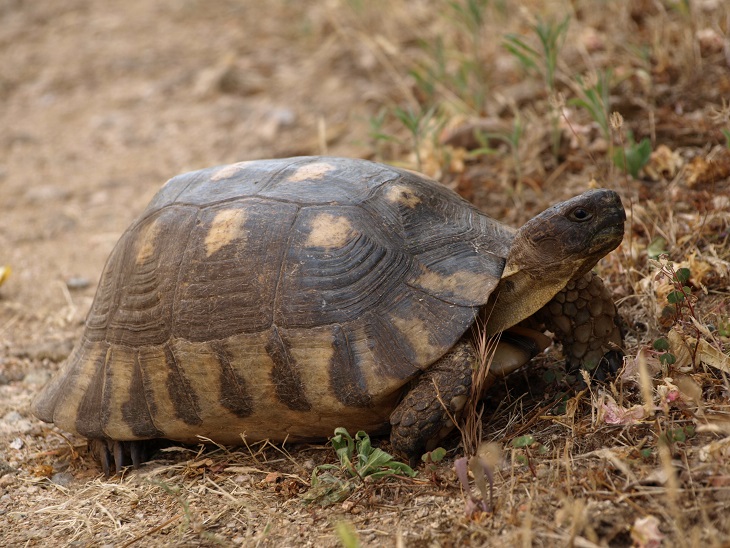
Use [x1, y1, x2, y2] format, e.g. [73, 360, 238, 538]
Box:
[537, 271, 624, 380]
[389, 339, 476, 460]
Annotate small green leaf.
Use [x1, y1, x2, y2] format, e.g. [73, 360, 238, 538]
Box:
[675, 267, 691, 284]
[512, 435, 535, 448]
[647, 237, 668, 259]
[659, 352, 677, 365]
[614, 135, 652, 178]
[653, 338, 670, 351]
[640, 447, 653, 459]
[667, 290, 686, 304]
[671, 428, 686, 443]
[423, 447, 447, 463]
[331, 428, 355, 468]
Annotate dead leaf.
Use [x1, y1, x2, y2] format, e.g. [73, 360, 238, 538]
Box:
[631, 515, 665, 548]
[699, 436, 730, 462]
[642, 144, 683, 181]
[264, 471, 282, 483]
[683, 146, 730, 188]
[668, 329, 730, 374]
[601, 394, 646, 425]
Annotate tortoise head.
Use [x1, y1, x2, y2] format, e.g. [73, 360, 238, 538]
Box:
[486, 189, 625, 336]
[504, 188, 626, 280]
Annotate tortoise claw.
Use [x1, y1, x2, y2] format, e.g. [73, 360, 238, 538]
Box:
[130, 441, 144, 469]
[88, 439, 160, 477]
[113, 441, 126, 474]
[593, 349, 625, 381]
[100, 442, 112, 478]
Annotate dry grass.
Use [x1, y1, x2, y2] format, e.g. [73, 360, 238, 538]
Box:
[1, 0, 730, 546]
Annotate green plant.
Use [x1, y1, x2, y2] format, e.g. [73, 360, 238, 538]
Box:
[613, 130, 652, 178]
[408, 0, 491, 115]
[448, 0, 490, 111]
[302, 428, 416, 506]
[471, 113, 525, 191]
[657, 260, 696, 324]
[570, 70, 612, 142]
[421, 447, 447, 480]
[651, 257, 707, 368]
[653, 337, 677, 366]
[503, 15, 570, 93]
[659, 425, 696, 445]
[717, 317, 730, 337]
[335, 521, 361, 548]
[368, 107, 397, 161]
[503, 15, 570, 158]
[421, 446, 447, 466]
[647, 236, 669, 260]
[392, 105, 442, 171]
[511, 434, 548, 472]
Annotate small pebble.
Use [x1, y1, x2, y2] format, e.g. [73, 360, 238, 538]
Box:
[50, 472, 74, 487]
[66, 277, 91, 290]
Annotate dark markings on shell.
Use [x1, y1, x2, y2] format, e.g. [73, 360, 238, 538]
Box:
[266, 326, 312, 411]
[74, 345, 109, 437]
[121, 351, 164, 438]
[212, 341, 254, 418]
[164, 344, 203, 426]
[329, 324, 371, 407]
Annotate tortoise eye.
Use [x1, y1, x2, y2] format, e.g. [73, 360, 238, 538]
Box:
[569, 207, 592, 222]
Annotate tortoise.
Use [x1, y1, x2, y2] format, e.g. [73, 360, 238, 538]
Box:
[32, 156, 626, 475]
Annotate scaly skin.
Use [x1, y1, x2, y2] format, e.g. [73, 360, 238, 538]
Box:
[537, 271, 624, 379]
[389, 339, 476, 459]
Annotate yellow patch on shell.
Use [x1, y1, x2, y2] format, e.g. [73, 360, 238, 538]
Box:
[49, 342, 108, 435]
[210, 161, 255, 182]
[286, 162, 335, 183]
[415, 267, 494, 303]
[135, 219, 161, 265]
[102, 346, 139, 439]
[166, 342, 232, 423]
[205, 208, 248, 256]
[389, 314, 442, 367]
[345, 326, 406, 396]
[385, 184, 421, 208]
[305, 213, 353, 248]
[286, 328, 346, 410]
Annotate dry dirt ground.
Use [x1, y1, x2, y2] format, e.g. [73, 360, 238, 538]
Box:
[1, 0, 730, 546]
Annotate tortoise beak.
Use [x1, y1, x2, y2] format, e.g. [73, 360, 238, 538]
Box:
[589, 191, 626, 254]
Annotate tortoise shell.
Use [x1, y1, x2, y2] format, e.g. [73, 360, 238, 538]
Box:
[33, 157, 516, 445]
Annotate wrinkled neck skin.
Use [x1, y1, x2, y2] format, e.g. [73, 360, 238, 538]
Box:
[483, 237, 587, 337]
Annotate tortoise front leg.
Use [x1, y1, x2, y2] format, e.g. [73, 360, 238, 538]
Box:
[389, 330, 549, 459]
[389, 339, 476, 460]
[537, 271, 624, 380]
